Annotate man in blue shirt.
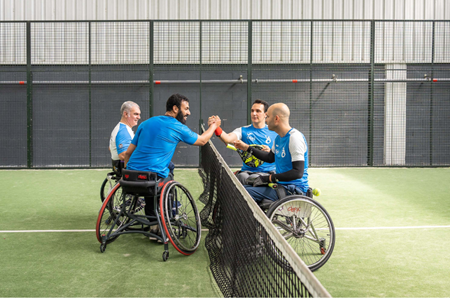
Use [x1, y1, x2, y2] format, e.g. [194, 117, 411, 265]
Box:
[109, 101, 141, 173]
[234, 103, 309, 203]
[211, 99, 278, 185]
[125, 93, 220, 177]
[124, 94, 220, 241]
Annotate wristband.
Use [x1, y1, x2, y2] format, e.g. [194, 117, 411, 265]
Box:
[215, 127, 223, 136]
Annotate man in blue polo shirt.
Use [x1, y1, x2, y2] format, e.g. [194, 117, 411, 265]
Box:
[109, 101, 141, 173]
[125, 94, 220, 177]
[124, 93, 220, 241]
[211, 99, 278, 185]
[234, 103, 309, 203]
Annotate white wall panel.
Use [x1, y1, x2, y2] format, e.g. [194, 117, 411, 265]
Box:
[0, 0, 449, 64]
[2, 0, 450, 21]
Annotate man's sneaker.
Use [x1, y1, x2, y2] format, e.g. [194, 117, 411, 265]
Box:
[149, 227, 163, 243]
[113, 198, 132, 213]
[132, 197, 146, 214]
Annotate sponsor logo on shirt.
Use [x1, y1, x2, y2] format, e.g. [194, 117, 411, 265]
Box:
[265, 136, 271, 144]
[119, 144, 123, 149]
[247, 133, 256, 142]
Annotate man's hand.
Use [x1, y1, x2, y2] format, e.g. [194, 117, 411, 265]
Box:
[208, 115, 221, 128]
[261, 145, 271, 153]
[233, 140, 249, 152]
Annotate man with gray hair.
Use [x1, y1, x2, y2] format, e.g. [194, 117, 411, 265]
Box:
[109, 101, 141, 164]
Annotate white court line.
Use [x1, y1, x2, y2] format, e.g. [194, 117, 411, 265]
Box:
[336, 225, 450, 230]
[0, 229, 211, 233]
[1, 226, 450, 233]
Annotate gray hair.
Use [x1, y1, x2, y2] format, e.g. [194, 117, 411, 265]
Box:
[120, 101, 139, 116]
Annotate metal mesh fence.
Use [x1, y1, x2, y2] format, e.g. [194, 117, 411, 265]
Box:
[0, 20, 449, 168]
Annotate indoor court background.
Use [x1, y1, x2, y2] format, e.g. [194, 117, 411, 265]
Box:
[1, 167, 449, 297]
[1, 1, 450, 297]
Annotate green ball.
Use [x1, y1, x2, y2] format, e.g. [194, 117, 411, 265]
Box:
[312, 188, 321, 196]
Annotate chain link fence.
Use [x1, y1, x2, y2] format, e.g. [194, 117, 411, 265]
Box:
[0, 20, 449, 168]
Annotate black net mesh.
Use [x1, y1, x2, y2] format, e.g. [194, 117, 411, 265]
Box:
[199, 138, 329, 298]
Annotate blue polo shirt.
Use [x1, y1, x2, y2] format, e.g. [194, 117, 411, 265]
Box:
[231, 124, 278, 173]
[272, 128, 309, 193]
[127, 116, 198, 178]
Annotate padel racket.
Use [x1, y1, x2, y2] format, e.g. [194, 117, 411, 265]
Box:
[227, 144, 265, 168]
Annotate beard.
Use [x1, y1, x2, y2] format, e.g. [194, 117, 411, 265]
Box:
[176, 110, 187, 124]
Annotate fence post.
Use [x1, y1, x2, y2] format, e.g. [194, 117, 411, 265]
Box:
[368, 20, 375, 166]
[149, 21, 154, 117]
[88, 21, 92, 167]
[247, 21, 252, 125]
[430, 20, 435, 166]
[199, 20, 203, 165]
[309, 20, 314, 167]
[26, 21, 32, 168]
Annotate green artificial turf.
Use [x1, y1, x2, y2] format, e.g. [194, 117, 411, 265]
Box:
[1, 167, 450, 297]
[309, 168, 450, 297]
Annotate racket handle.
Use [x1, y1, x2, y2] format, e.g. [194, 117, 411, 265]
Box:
[226, 144, 237, 151]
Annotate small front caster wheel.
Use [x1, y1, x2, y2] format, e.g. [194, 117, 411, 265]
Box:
[162, 251, 169, 261]
[100, 244, 106, 253]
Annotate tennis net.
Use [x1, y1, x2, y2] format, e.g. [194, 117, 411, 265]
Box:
[198, 136, 331, 298]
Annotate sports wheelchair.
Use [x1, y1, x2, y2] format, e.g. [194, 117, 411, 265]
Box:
[258, 185, 336, 272]
[96, 169, 202, 261]
[100, 160, 123, 202]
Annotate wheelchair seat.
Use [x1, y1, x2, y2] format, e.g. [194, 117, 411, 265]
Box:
[119, 169, 164, 196]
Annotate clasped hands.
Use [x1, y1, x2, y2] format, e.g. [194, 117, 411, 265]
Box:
[207, 115, 221, 128]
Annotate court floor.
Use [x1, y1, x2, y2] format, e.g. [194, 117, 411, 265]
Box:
[1, 168, 449, 297]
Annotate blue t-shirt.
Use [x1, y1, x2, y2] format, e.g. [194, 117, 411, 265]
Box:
[232, 124, 278, 173]
[109, 122, 134, 160]
[127, 116, 198, 178]
[272, 128, 309, 193]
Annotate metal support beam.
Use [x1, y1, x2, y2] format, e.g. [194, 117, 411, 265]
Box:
[3, 78, 448, 85]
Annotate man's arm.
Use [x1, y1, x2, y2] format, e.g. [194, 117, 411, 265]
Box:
[217, 131, 238, 145]
[118, 152, 126, 160]
[193, 116, 221, 146]
[234, 140, 275, 162]
[123, 143, 136, 168]
[235, 138, 305, 183]
[270, 161, 304, 182]
[207, 116, 238, 145]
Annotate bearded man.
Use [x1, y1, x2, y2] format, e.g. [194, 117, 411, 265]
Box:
[124, 93, 220, 177]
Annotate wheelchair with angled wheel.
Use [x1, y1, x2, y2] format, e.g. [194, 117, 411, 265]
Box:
[100, 160, 123, 202]
[96, 169, 202, 261]
[258, 185, 336, 272]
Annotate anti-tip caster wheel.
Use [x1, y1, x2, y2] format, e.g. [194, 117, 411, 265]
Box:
[162, 251, 169, 261]
[100, 243, 106, 253]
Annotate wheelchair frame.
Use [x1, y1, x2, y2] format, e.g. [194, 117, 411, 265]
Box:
[96, 170, 201, 261]
[259, 187, 336, 272]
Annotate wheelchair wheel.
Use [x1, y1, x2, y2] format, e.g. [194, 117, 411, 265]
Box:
[266, 195, 335, 272]
[100, 178, 111, 202]
[100, 173, 120, 202]
[96, 183, 130, 245]
[160, 181, 201, 255]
